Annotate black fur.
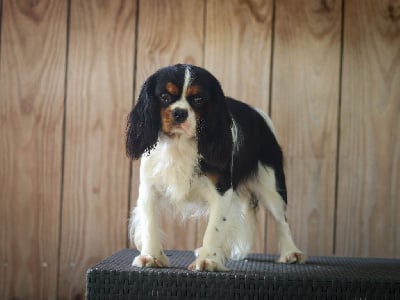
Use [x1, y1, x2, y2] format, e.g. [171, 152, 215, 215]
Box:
[126, 74, 160, 159]
[192, 67, 233, 171]
[228, 99, 287, 202]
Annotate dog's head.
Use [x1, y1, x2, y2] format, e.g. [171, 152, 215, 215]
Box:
[126, 64, 232, 167]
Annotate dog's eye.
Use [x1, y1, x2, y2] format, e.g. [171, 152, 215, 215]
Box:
[159, 93, 171, 103]
[192, 96, 204, 105]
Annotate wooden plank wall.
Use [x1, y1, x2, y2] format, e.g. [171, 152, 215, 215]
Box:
[0, 1, 67, 298]
[336, 0, 400, 258]
[0, 0, 399, 299]
[59, 1, 136, 299]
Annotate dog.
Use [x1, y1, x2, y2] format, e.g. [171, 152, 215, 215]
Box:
[126, 64, 306, 271]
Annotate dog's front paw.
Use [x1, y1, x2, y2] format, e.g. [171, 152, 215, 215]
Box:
[188, 258, 228, 271]
[132, 253, 170, 268]
[278, 251, 307, 264]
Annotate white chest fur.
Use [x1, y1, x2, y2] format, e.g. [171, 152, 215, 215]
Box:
[141, 135, 199, 203]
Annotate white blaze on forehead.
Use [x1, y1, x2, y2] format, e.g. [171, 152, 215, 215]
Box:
[169, 66, 196, 137]
[182, 66, 192, 96]
[171, 66, 192, 110]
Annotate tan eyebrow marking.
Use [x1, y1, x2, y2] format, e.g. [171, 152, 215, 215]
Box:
[186, 85, 201, 97]
[165, 82, 180, 96]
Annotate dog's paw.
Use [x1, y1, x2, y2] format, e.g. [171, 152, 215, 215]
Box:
[132, 253, 170, 268]
[278, 251, 307, 264]
[188, 258, 228, 272]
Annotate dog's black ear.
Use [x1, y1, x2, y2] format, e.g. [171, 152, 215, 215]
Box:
[126, 75, 160, 160]
[197, 81, 232, 169]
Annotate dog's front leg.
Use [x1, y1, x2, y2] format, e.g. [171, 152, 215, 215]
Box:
[188, 189, 235, 271]
[130, 185, 169, 268]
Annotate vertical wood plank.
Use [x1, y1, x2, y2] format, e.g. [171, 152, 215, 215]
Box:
[205, 0, 273, 111]
[270, 0, 341, 256]
[0, 0, 2, 58]
[131, 0, 205, 251]
[204, 0, 273, 253]
[336, 0, 400, 258]
[59, 1, 136, 298]
[0, 0, 67, 298]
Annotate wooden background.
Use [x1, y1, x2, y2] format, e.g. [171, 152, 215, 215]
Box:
[0, 0, 399, 299]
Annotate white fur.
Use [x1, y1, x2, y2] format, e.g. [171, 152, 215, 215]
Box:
[231, 118, 242, 154]
[182, 67, 192, 95]
[242, 164, 305, 262]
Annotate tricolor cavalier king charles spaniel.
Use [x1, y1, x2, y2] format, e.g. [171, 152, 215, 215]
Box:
[126, 64, 306, 271]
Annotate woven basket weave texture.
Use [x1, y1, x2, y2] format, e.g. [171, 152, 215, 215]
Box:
[86, 249, 400, 299]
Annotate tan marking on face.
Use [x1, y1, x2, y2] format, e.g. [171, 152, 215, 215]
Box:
[205, 172, 220, 186]
[165, 82, 180, 96]
[160, 107, 174, 136]
[186, 85, 201, 97]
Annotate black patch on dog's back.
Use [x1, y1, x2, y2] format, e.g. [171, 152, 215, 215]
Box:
[228, 98, 288, 203]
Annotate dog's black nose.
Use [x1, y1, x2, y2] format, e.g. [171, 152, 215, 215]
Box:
[172, 108, 188, 124]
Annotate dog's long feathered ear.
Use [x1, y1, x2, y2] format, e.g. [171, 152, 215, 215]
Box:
[197, 81, 232, 169]
[126, 75, 160, 160]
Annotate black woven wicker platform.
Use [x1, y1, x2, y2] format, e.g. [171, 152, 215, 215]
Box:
[86, 249, 400, 299]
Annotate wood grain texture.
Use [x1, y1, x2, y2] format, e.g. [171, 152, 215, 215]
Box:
[0, 0, 67, 299]
[204, 0, 274, 253]
[58, 1, 136, 299]
[131, 0, 205, 251]
[269, 0, 341, 256]
[335, 0, 400, 258]
[205, 0, 273, 112]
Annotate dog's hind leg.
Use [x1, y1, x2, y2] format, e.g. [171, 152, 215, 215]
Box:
[250, 164, 307, 263]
